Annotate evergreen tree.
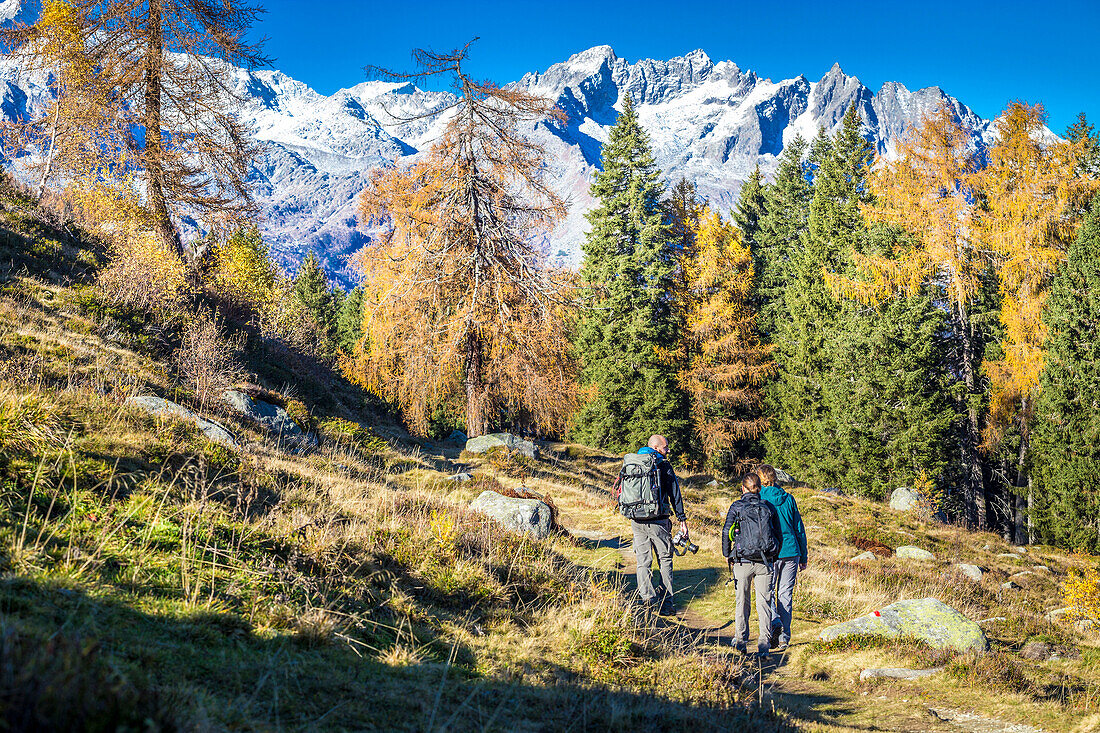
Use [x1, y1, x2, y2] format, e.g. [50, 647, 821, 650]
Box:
[572, 97, 692, 457]
[733, 165, 766, 256]
[1066, 113, 1100, 180]
[293, 251, 337, 353]
[755, 135, 812, 338]
[1031, 196, 1100, 551]
[337, 286, 365, 355]
[665, 176, 703, 253]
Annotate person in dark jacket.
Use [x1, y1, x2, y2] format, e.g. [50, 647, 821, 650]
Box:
[758, 464, 808, 652]
[630, 434, 689, 614]
[723, 472, 782, 656]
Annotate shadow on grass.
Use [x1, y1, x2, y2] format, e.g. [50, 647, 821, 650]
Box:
[0, 575, 800, 732]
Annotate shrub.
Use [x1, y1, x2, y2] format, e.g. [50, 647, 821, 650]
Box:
[318, 417, 387, 457]
[96, 232, 189, 323]
[1063, 560, 1100, 625]
[173, 310, 244, 409]
[484, 446, 534, 480]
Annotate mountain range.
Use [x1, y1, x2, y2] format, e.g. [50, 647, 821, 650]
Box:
[0, 42, 998, 286]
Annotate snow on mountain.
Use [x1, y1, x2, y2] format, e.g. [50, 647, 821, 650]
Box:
[0, 44, 1000, 285]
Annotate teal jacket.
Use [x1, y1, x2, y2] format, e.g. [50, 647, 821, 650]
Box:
[760, 485, 807, 563]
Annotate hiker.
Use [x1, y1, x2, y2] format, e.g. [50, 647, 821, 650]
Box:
[758, 464, 807, 652]
[723, 472, 782, 656]
[616, 434, 689, 614]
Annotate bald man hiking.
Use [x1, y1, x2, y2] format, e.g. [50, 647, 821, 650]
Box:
[615, 434, 689, 615]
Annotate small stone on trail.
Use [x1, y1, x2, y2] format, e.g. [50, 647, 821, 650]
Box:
[1020, 641, 1054, 661]
[953, 563, 983, 582]
[859, 666, 943, 681]
[895, 545, 935, 561]
[851, 551, 877, 562]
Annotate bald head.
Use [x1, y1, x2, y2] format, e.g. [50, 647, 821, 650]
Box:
[647, 434, 668, 456]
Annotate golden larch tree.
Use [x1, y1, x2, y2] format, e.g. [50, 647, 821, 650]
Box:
[352, 42, 579, 438]
[975, 101, 1100, 539]
[680, 207, 774, 467]
[856, 101, 989, 528]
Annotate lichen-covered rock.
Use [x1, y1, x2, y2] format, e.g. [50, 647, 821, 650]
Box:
[851, 551, 877, 562]
[859, 666, 943, 681]
[774, 468, 796, 485]
[1020, 641, 1054, 661]
[127, 395, 238, 449]
[469, 490, 553, 539]
[464, 433, 539, 459]
[819, 598, 988, 652]
[895, 545, 935, 561]
[953, 563, 983, 582]
[223, 390, 317, 454]
[889, 487, 924, 511]
[447, 472, 473, 482]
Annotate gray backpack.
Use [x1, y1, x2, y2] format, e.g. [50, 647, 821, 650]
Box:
[616, 453, 662, 520]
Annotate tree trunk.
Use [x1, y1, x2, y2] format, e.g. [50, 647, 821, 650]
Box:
[465, 330, 488, 437]
[36, 62, 61, 200]
[956, 300, 986, 529]
[1014, 395, 1031, 544]
[143, 0, 182, 259]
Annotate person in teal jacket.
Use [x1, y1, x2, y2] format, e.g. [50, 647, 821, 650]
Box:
[758, 464, 807, 652]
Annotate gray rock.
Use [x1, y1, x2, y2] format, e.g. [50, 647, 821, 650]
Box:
[774, 468, 796, 485]
[1043, 607, 1071, 622]
[859, 666, 944, 681]
[953, 563, 983, 582]
[446, 430, 468, 444]
[447, 472, 473, 482]
[821, 487, 844, 496]
[889, 487, 924, 512]
[895, 545, 935, 561]
[469, 490, 553, 539]
[851, 551, 877, 562]
[819, 598, 988, 652]
[978, 617, 1007, 624]
[1020, 641, 1053, 661]
[223, 390, 317, 454]
[706, 479, 720, 488]
[1002, 581, 1021, 590]
[998, 553, 1025, 560]
[1009, 571, 1039, 583]
[1032, 565, 1051, 573]
[1013, 546, 1028, 554]
[127, 395, 239, 449]
[464, 433, 539, 459]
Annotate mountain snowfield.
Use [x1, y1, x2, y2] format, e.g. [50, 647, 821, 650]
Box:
[0, 43, 998, 285]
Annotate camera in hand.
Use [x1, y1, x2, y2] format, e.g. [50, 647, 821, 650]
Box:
[672, 531, 698, 556]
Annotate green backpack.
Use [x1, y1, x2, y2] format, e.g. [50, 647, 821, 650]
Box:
[616, 453, 662, 520]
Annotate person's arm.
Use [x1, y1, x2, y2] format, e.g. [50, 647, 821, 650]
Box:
[667, 465, 687, 528]
[793, 499, 808, 568]
[721, 504, 737, 559]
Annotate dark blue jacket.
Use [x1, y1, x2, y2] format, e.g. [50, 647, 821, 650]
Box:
[635, 446, 686, 522]
[761, 485, 808, 563]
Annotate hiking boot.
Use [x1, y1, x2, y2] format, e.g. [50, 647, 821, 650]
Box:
[657, 597, 678, 616]
[733, 642, 748, 655]
[771, 640, 789, 653]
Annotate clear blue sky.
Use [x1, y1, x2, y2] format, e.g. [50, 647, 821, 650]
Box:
[250, 0, 1099, 133]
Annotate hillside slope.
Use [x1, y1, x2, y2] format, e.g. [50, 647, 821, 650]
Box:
[2, 192, 1099, 732]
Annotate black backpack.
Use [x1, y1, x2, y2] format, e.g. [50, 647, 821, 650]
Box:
[615, 453, 663, 520]
[728, 497, 780, 562]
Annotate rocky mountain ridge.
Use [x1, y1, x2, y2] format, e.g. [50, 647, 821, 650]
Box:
[0, 43, 998, 285]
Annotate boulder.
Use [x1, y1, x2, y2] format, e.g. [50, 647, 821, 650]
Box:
[1002, 581, 1021, 590]
[1043, 607, 1072, 623]
[446, 472, 474, 482]
[465, 433, 539, 459]
[1009, 571, 1040, 585]
[851, 551, 877, 562]
[953, 563, 983, 582]
[821, 486, 844, 496]
[895, 545, 935, 561]
[127, 395, 239, 449]
[859, 666, 944, 681]
[889, 487, 924, 512]
[469, 490, 553, 539]
[446, 430, 468, 444]
[223, 390, 317, 454]
[1020, 641, 1054, 661]
[818, 598, 988, 652]
[774, 468, 796, 485]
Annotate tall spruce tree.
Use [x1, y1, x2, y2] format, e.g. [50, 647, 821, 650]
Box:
[755, 136, 812, 339]
[1031, 196, 1100, 551]
[293, 251, 337, 354]
[337, 286, 365, 355]
[733, 165, 766, 256]
[573, 97, 691, 457]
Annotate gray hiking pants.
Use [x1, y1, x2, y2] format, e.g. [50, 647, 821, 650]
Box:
[631, 519, 674, 602]
[733, 561, 774, 653]
[770, 559, 799, 644]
